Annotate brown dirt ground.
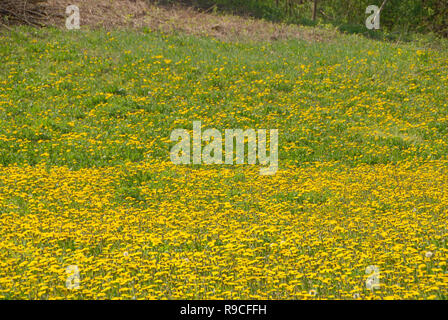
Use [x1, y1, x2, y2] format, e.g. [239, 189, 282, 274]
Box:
[41, 0, 337, 42]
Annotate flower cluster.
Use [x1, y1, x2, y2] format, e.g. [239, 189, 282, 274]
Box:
[0, 28, 447, 299]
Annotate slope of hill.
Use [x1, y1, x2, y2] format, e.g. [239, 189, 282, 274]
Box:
[0, 1, 448, 300]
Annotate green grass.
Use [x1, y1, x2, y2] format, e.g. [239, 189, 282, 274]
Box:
[1, 24, 448, 300]
[0, 26, 447, 171]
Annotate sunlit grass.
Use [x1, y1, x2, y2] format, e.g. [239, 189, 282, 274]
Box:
[0, 26, 447, 299]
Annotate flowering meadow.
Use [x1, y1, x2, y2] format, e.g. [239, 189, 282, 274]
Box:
[0, 27, 447, 299]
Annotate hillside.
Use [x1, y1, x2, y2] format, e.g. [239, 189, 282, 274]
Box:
[0, 1, 448, 300]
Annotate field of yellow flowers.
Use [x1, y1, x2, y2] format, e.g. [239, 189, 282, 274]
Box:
[0, 27, 447, 299]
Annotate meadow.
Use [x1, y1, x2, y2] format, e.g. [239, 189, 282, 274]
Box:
[0, 25, 447, 299]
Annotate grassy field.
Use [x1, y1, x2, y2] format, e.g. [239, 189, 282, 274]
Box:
[0, 25, 448, 299]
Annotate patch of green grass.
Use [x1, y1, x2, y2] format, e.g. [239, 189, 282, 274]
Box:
[0, 26, 447, 171]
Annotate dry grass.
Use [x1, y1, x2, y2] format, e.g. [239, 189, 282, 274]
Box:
[0, 0, 48, 27]
[40, 0, 336, 42]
